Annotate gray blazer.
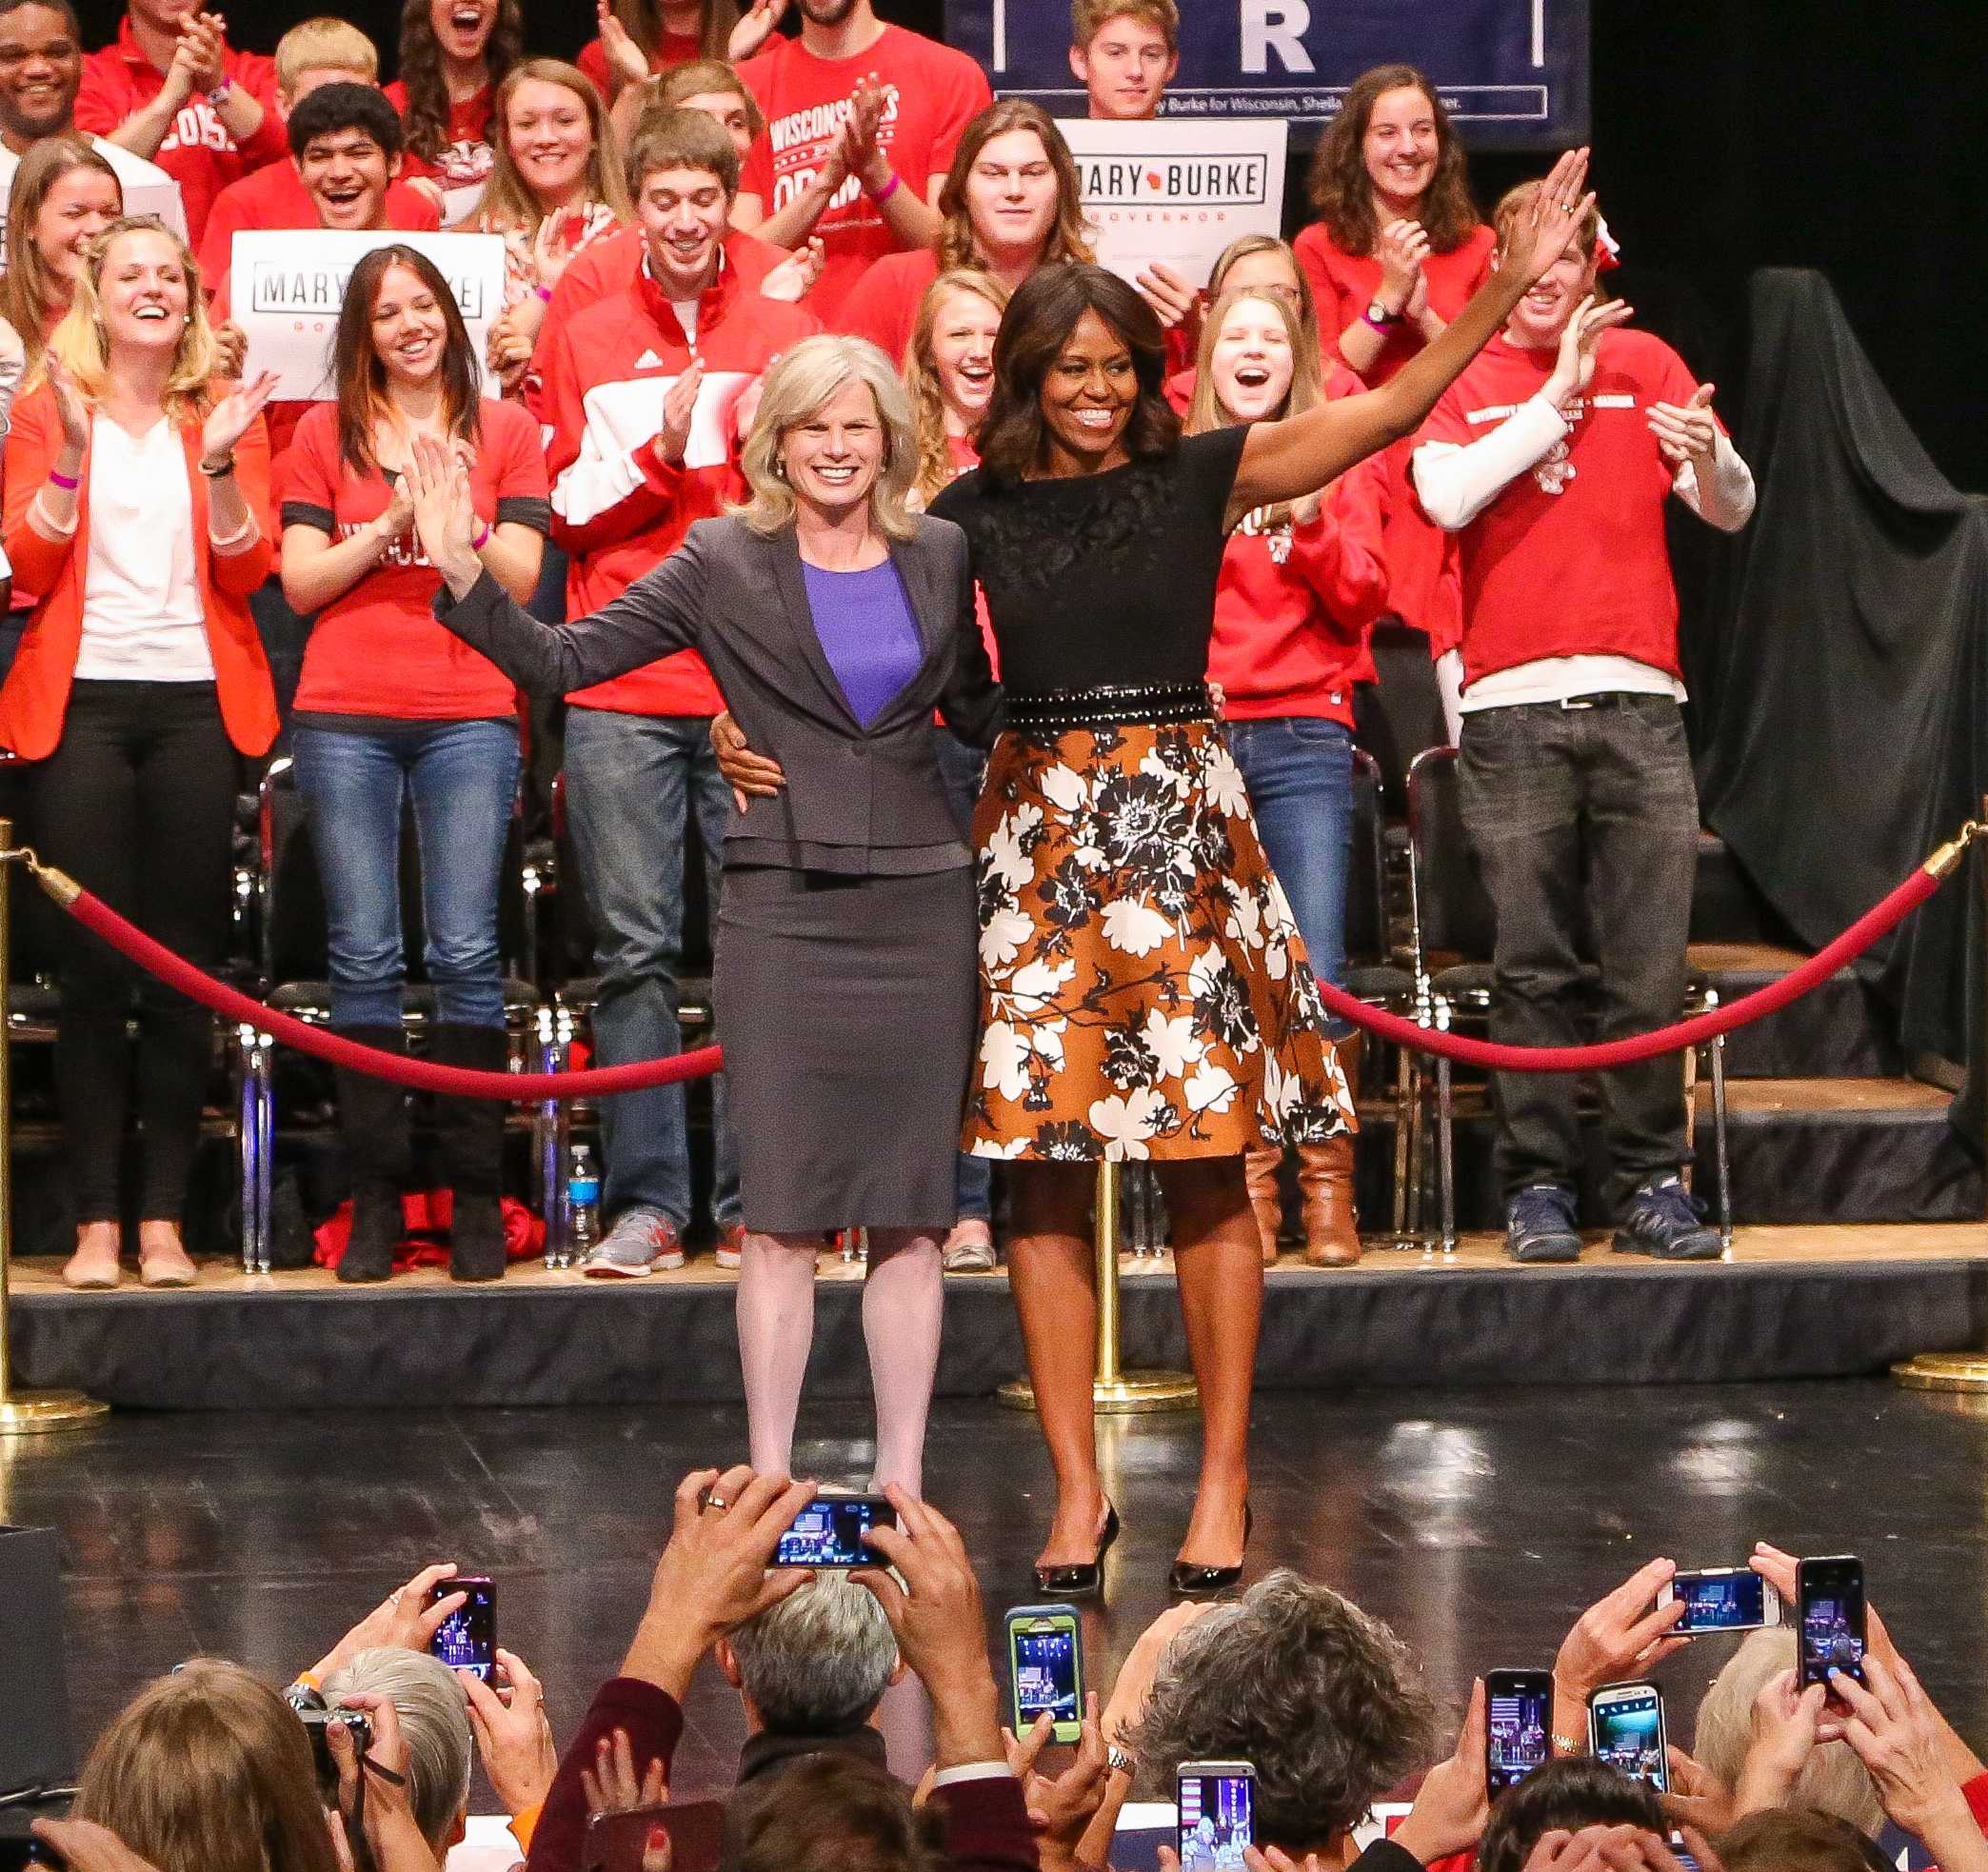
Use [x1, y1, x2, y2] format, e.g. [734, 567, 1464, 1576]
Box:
[436, 512, 1003, 875]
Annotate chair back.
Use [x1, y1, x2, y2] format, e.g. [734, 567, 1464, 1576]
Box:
[1406, 745, 1498, 966]
[1344, 746, 1390, 966]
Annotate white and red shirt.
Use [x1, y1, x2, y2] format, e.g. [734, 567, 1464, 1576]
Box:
[737, 25, 989, 323]
[532, 222, 788, 349]
[385, 81, 495, 225]
[198, 159, 441, 282]
[278, 397, 549, 719]
[74, 17, 285, 245]
[839, 246, 939, 362]
[1411, 328, 1753, 693]
[525, 237, 819, 715]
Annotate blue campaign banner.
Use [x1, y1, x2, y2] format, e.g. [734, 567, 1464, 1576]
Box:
[942, 0, 1589, 148]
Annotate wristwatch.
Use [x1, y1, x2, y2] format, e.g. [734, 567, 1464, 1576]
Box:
[1365, 299, 1402, 327]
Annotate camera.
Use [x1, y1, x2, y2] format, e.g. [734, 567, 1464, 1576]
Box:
[294, 1703, 374, 1793]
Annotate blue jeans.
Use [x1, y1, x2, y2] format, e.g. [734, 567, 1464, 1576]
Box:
[291, 717, 521, 1029]
[1223, 716, 1355, 1039]
[564, 707, 742, 1230]
[932, 727, 992, 1223]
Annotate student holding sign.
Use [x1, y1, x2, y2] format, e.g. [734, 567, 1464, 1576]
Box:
[277, 244, 548, 1285]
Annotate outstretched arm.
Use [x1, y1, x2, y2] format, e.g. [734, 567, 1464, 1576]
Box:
[1229, 149, 1595, 525]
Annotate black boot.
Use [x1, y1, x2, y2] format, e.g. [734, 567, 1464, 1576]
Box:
[428, 1022, 510, 1283]
[332, 1026, 411, 1284]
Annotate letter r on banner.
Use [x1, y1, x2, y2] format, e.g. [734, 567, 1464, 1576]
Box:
[1241, 0, 1315, 74]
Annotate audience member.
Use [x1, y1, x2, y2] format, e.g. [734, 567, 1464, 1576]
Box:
[1473, 1759, 1669, 1872]
[1068, 0, 1178, 121]
[905, 266, 1003, 505]
[386, 0, 523, 226]
[729, 0, 992, 320]
[1719, 1809, 1895, 1872]
[840, 99, 1092, 367]
[0, 0, 183, 247]
[1163, 233, 1330, 408]
[277, 243, 547, 1284]
[1, 214, 277, 1291]
[72, 0, 281, 245]
[0, 133, 117, 367]
[195, 18, 441, 285]
[579, 0, 742, 103]
[318, 1648, 474, 1854]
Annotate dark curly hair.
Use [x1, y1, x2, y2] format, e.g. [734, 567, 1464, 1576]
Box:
[1122, 1571, 1437, 1852]
[1303, 63, 1480, 257]
[974, 263, 1178, 488]
[1475, 1757, 1665, 1872]
[395, 0, 525, 167]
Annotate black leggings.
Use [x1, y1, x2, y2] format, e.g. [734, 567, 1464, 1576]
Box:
[29, 680, 239, 1224]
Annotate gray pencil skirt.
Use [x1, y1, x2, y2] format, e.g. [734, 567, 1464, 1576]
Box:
[714, 862, 979, 1235]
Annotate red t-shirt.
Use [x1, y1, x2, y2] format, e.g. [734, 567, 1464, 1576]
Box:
[839, 246, 938, 359]
[1414, 328, 1705, 686]
[1294, 220, 1496, 386]
[385, 81, 495, 223]
[737, 25, 989, 323]
[199, 160, 442, 282]
[278, 397, 549, 719]
[74, 17, 286, 246]
[574, 30, 702, 96]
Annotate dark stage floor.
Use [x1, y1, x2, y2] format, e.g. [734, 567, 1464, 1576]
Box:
[10, 1380, 1987, 1801]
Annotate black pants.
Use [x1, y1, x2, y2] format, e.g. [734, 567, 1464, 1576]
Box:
[1457, 694, 1700, 1213]
[29, 680, 238, 1224]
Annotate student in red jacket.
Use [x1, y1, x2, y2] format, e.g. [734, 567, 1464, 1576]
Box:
[840, 99, 1092, 367]
[385, 0, 522, 226]
[1187, 287, 1386, 1267]
[279, 245, 547, 1285]
[526, 108, 816, 1276]
[1, 215, 278, 1291]
[1410, 184, 1755, 1266]
[72, 0, 283, 247]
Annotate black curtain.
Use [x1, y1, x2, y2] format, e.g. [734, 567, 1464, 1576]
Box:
[1689, 268, 1988, 1083]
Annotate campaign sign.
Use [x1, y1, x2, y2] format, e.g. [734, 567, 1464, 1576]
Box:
[1060, 119, 1286, 290]
[945, 0, 1589, 147]
[232, 229, 507, 401]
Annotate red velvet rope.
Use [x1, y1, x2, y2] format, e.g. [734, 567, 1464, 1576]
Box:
[45, 851, 1951, 1096]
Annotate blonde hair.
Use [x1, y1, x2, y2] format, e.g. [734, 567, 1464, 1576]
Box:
[1186, 288, 1324, 528]
[655, 59, 765, 140]
[905, 269, 1008, 507]
[48, 216, 217, 425]
[275, 17, 379, 94]
[734, 335, 919, 542]
[1207, 232, 1327, 363]
[320, 1649, 472, 1851]
[1693, 1630, 1884, 1838]
[477, 59, 632, 237]
[74, 1661, 343, 1872]
[1, 137, 120, 369]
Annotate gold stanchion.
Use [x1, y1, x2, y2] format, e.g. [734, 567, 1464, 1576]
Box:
[0, 818, 109, 1433]
[1894, 798, 1988, 1393]
[998, 1163, 1198, 1413]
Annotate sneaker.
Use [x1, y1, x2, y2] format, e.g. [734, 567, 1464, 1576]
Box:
[714, 1223, 746, 1271]
[942, 1219, 997, 1273]
[1612, 1175, 1720, 1261]
[581, 1208, 686, 1278]
[1505, 1185, 1581, 1264]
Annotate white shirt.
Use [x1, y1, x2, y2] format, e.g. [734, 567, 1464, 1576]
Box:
[0, 137, 188, 269]
[74, 416, 214, 683]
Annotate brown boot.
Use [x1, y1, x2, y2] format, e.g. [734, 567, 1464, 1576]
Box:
[1244, 1145, 1284, 1265]
[1302, 1038, 1362, 1266]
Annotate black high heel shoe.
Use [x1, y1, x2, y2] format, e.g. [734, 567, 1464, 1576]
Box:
[1033, 1502, 1121, 1597]
[1168, 1502, 1251, 1596]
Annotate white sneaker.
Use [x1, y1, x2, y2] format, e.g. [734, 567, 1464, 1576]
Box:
[582, 1208, 686, 1277]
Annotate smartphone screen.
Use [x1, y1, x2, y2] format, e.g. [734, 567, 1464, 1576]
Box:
[1007, 1606, 1083, 1739]
[1671, 1569, 1770, 1634]
[1176, 1764, 1254, 1865]
[772, 1496, 896, 1568]
[1798, 1557, 1866, 1688]
[1486, 1670, 1555, 1795]
[1589, 1685, 1668, 1792]
[428, 1576, 496, 1680]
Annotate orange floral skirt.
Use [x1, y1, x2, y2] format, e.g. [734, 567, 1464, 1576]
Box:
[964, 718, 1354, 1163]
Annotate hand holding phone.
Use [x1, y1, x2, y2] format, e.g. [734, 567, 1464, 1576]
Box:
[1005, 1603, 1083, 1743]
[1485, 1669, 1555, 1796]
[772, 1494, 896, 1568]
[428, 1574, 496, 1680]
[1796, 1556, 1865, 1691]
[1587, 1682, 1669, 1793]
[1659, 1568, 1780, 1635]
[1176, 1762, 1254, 1866]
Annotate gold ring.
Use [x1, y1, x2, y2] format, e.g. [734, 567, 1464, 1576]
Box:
[706, 1494, 729, 1511]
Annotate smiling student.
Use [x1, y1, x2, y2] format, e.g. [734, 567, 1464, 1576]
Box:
[1068, 0, 1178, 121]
[385, 0, 522, 226]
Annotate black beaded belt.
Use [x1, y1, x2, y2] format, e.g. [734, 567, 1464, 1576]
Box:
[1005, 683, 1214, 732]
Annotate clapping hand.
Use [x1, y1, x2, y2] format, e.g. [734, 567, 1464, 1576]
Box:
[761, 236, 825, 305]
[1647, 383, 1718, 469]
[1376, 217, 1430, 312]
[655, 358, 706, 466]
[1135, 261, 1199, 330]
[46, 353, 90, 453]
[1507, 148, 1597, 285]
[211, 318, 248, 381]
[1545, 294, 1635, 406]
[406, 430, 483, 596]
[727, 0, 789, 62]
[837, 74, 890, 189]
[176, 11, 229, 92]
[596, 0, 650, 91]
[200, 368, 278, 468]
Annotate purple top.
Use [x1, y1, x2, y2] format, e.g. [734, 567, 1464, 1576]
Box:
[801, 557, 924, 730]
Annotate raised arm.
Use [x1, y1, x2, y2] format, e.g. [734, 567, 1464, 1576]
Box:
[1228, 149, 1594, 526]
[407, 430, 703, 696]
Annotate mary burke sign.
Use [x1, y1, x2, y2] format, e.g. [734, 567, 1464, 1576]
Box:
[944, 0, 1590, 147]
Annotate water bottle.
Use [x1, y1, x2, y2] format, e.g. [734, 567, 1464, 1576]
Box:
[567, 1143, 601, 1259]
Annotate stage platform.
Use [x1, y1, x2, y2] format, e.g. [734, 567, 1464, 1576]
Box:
[10, 1224, 1987, 1410]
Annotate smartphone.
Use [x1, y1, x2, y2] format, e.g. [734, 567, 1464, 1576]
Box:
[1588, 1682, 1668, 1793]
[1485, 1668, 1555, 1796]
[1005, 1603, 1083, 1743]
[1659, 1568, 1780, 1635]
[1797, 1555, 1866, 1689]
[1176, 1761, 1255, 1866]
[772, 1494, 896, 1568]
[427, 1575, 496, 1681]
[583, 1802, 726, 1872]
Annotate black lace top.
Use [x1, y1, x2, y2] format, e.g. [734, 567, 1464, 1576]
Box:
[927, 425, 1251, 693]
